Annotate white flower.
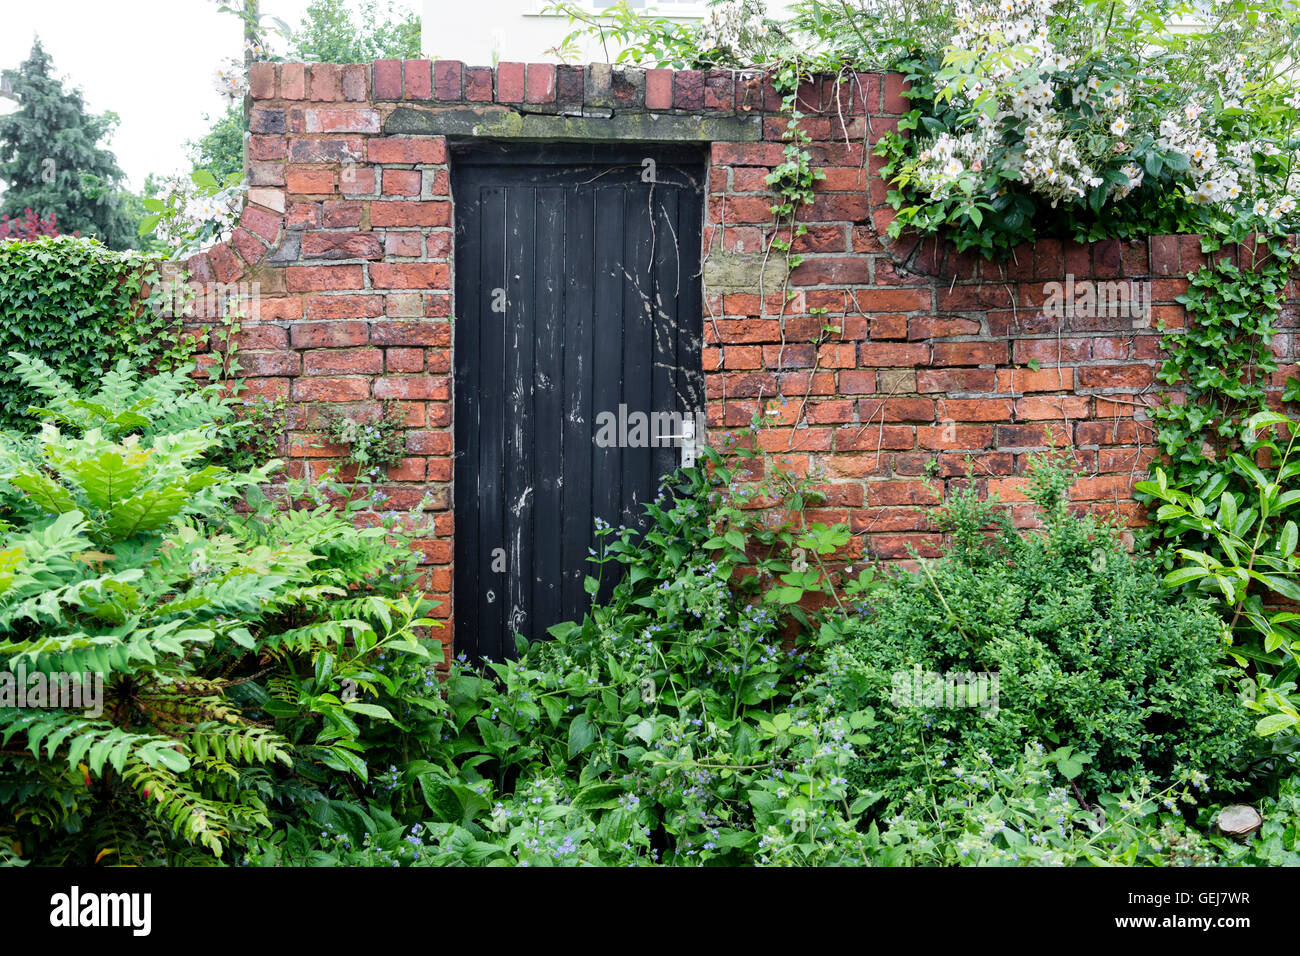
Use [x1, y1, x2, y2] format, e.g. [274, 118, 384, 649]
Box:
[1110, 116, 1130, 136]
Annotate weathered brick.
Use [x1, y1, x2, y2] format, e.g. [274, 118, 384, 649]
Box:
[286, 265, 364, 292]
[917, 368, 996, 393]
[673, 70, 703, 109]
[301, 232, 383, 260]
[371, 321, 451, 346]
[386, 348, 425, 372]
[369, 262, 450, 289]
[433, 60, 462, 100]
[381, 169, 422, 196]
[525, 63, 556, 103]
[367, 137, 447, 164]
[465, 66, 494, 102]
[304, 109, 381, 134]
[496, 62, 525, 102]
[373, 60, 402, 99]
[856, 398, 934, 422]
[646, 68, 673, 109]
[404, 60, 433, 100]
[309, 64, 340, 101]
[370, 201, 450, 227]
[305, 295, 383, 320]
[292, 321, 370, 347]
[303, 348, 384, 375]
[931, 341, 1008, 366]
[249, 62, 276, 99]
[858, 342, 929, 366]
[1014, 395, 1092, 420]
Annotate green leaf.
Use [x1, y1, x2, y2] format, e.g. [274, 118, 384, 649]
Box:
[342, 702, 394, 720]
[1164, 566, 1208, 587]
[1281, 521, 1298, 558]
[1255, 713, 1299, 736]
[567, 713, 597, 759]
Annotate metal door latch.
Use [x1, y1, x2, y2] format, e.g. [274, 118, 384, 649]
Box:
[662, 416, 699, 469]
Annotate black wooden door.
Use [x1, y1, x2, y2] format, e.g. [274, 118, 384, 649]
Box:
[452, 142, 705, 661]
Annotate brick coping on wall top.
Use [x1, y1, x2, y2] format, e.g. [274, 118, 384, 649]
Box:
[188, 59, 1299, 297]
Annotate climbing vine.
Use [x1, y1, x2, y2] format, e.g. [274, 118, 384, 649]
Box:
[1148, 235, 1296, 490]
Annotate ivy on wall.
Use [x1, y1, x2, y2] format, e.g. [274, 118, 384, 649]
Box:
[0, 236, 184, 430]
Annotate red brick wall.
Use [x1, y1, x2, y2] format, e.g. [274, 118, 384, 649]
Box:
[182, 60, 1300, 657]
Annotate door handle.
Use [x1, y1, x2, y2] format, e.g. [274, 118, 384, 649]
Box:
[660, 416, 698, 469]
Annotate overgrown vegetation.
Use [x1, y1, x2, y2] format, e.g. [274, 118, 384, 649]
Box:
[0, 361, 1293, 865]
[0, 356, 437, 863]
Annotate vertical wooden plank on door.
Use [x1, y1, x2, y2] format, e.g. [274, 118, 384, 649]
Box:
[622, 182, 655, 533]
[503, 185, 536, 653]
[476, 184, 509, 660]
[677, 173, 706, 415]
[560, 182, 595, 618]
[531, 185, 565, 635]
[591, 184, 625, 604]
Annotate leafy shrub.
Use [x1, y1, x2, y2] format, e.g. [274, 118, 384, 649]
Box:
[319, 403, 408, 480]
[0, 208, 65, 241]
[0, 355, 440, 864]
[824, 454, 1253, 816]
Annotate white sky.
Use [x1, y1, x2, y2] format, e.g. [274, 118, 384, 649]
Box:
[0, 0, 416, 193]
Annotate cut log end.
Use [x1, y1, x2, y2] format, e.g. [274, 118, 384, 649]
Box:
[1216, 805, 1263, 838]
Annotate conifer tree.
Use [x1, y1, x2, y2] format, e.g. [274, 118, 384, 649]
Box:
[0, 39, 134, 249]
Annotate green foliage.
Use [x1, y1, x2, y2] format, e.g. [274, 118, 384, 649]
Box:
[1138, 410, 1300, 739]
[785, 0, 958, 70]
[0, 40, 136, 251]
[136, 169, 245, 256]
[287, 0, 422, 62]
[319, 404, 408, 479]
[234, 446, 1289, 868]
[0, 356, 440, 863]
[1136, 237, 1300, 742]
[1, 372, 1284, 866]
[865, 742, 1225, 866]
[238, 449, 879, 866]
[0, 236, 197, 431]
[825, 453, 1253, 816]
